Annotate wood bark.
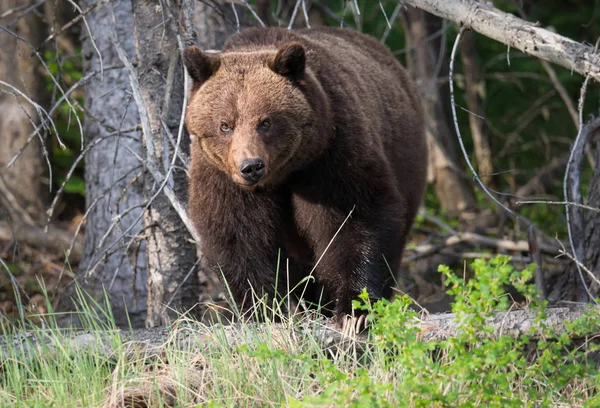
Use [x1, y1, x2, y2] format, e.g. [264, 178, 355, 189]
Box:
[584, 146, 600, 296]
[131, 0, 200, 327]
[0, 0, 46, 226]
[402, 7, 478, 218]
[194, 0, 258, 50]
[77, 0, 147, 328]
[547, 119, 600, 302]
[404, 0, 600, 83]
[555, 122, 600, 301]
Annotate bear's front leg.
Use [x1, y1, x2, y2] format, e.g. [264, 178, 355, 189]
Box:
[189, 170, 287, 318]
[293, 195, 408, 324]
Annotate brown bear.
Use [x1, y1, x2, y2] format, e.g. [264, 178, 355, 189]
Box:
[183, 27, 427, 322]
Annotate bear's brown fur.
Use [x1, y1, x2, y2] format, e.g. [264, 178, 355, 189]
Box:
[184, 27, 427, 320]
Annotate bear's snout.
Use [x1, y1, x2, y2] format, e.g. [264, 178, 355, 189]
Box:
[238, 158, 265, 184]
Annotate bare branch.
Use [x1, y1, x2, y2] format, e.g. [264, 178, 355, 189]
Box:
[517, 200, 600, 213]
[404, 230, 559, 264]
[402, 0, 600, 82]
[558, 248, 600, 291]
[239, 0, 266, 27]
[448, 28, 522, 221]
[34, 0, 109, 53]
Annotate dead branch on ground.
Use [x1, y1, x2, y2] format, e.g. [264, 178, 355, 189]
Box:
[1, 304, 596, 362]
[0, 220, 83, 263]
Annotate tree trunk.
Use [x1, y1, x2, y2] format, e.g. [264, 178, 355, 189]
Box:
[194, 0, 258, 49]
[401, 7, 478, 218]
[0, 0, 46, 226]
[77, 0, 147, 328]
[550, 134, 600, 302]
[583, 147, 600, 295]
[131, 0, 202, 327]
[459, 31, 494, 186]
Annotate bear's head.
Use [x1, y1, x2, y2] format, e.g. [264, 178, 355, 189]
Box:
[183, 42, 331, 189]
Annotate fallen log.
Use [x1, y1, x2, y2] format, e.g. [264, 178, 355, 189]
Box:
[0, 220, 83, 263]
[2, 304, 596, 362]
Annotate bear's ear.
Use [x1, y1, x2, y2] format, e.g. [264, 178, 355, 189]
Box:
[183, 46, 220, 85]
[268, 42, 306, 78]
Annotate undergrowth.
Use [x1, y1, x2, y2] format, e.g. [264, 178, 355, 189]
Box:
[1, 255, 599, 407]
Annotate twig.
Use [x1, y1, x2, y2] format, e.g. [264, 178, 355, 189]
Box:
[380, 2, 402, 44]
[52, 166, 143, 295]
[163, 257, 203, 313]
[231, 1, 241, 32]
[0, 24, 83, 154]
[7, 64, 126, 169]
[34, 0, 109, 53]
[0, 177, 37, 226]
[66, 0, 103, 75]
[404, 231, 559, 264]
[2, 0, 46, 23]
[301, 0, 311, 28]
[287, 0, 301, 29]
[517, 200, 600, 213]
[45, 129, 141, 227]
[448, 28, 522, 221]
[392, 24, 446, 55]
[239, 0, 266, 27]
[558, 248, 600, 290]
[442, 251, 567, 265]
[379, 0, 391, 29]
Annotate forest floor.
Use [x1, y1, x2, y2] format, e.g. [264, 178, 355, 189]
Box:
[0, 208, 570, 326]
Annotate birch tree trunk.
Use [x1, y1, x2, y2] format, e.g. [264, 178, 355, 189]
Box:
[0, 0, 46, 226]
[402, 7, 478, 218]
[77, 0, 147, 328]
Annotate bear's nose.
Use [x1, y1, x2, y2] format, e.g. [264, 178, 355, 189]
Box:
[238, 158, 265, 183]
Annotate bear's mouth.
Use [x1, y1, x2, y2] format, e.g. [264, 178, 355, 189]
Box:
[232, 173, 268, 189]
[236, 179, 260, 188]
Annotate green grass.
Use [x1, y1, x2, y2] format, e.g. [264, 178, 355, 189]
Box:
[1, 256, 599, 407]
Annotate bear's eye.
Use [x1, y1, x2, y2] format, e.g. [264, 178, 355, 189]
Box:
[258, 119, 271, 132]
[219, 121, 232, 133]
